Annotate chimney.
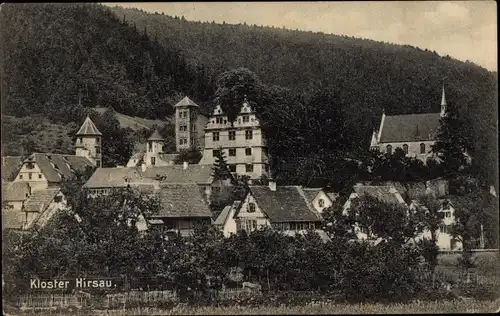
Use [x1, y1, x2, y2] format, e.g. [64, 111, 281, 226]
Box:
[183, 161, 188, 170]
[141, 162, 146, 172]
[268, 179, 277, 191]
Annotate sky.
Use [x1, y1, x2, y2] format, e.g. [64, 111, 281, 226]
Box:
[104, 1, 497, 71]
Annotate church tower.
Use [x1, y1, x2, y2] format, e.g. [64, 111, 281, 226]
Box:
[440, 83, 447, 117]
[75, 116, 102, 167]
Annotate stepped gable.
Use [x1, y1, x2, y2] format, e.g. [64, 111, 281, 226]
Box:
[76, 116, 102, 136]
[248, 186, 321, 223]
[154, 183, 212, 218]
[379, 113, 441, 143]
[26, 153, 94, 183]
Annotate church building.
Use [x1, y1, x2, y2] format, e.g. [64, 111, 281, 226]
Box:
[370, 85, 448, 162]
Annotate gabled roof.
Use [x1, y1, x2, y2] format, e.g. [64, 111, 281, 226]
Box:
[2, 209, 26, 230]
[23, 188, 60, 213]
[2, 156, 23, 181]
[83, 167, 147, 188]
[147, 129, 164, 141]
[361, 181, 427, 202]
[352, 184, 406, 205]
[2, 182, 31, 202]
[154, 184, 212, 218]
[174, 96, 199, 107]
[379, 113, 441, 142]
[76, 116, 102, 136]
[25, 153, 94, 183]
[302, 188, 322, 203]
[214, 201, 240, 226]
[141, 165, 214, 184]
[248, 186, 322, 223]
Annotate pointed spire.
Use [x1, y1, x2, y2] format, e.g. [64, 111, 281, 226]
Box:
[148, 129, 164, 141]
[76, 116, 102, 136]
[441, 83, 447, 107]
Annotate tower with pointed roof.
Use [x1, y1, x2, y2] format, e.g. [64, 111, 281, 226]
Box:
[143, 129, 164, 166]
[440, 83, 447, 117]
[174, 96, 208, 152]
[75, 116, 102, 167]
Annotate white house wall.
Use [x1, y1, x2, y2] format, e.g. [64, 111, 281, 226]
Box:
[14, 163, 49, 191]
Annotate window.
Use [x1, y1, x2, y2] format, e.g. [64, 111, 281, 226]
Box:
[246, 164, 254, 172]
[318, 199, 325, 208]
[96, 137, 100, 144]
[54, 196, 62, 203]
[444, 211, 451, 218]
[213, 149, 221, 157]
[26, 163, 34, 169]
[228, 130, 236, 140]
[229, 164, 236, 172]
[79, 138, 82, 144]
[243, 115, 249, 123]
[212, 186, 221, 194]
[38, 174, 42, 179]
[245, 148, 252, 156]
[213, 132, 220, 141]
[180, 138, 187, 145]
[229, 148, 236, 156]
[223, 119, 227, 124]
[96, 146, 101, 154]
[245, 129, 253, 140]
[402, 144, 409, 154]
[180, 125, 187, 132]
[151, 157, 156, 166]
[216, 117, 223, 124]
[28, 173, 32, 180]
[148, 142, 152, 152]
[248, 202, 256, 213]
[96, 160, 101, 168]
[420, 143, 426, 154]
[19, 175, 23, 179]
[386, 144, 392, 154]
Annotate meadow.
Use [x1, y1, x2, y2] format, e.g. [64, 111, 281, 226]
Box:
[8, 298, 500, 315]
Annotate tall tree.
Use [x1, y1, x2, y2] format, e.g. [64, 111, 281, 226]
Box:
[211, 148, 232, 181]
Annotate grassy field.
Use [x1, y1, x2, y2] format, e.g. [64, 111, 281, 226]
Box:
[7, 299, 500, 315]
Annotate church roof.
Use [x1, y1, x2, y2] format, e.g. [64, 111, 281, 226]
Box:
[147, 129, 164, 141]
[379, 113, 441, 143]
[174, 96, 199, 108]
[76, 116, 102, 136]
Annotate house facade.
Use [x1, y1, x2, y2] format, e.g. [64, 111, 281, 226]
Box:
[303, 188, 338, 214]
[233, 182, 322, 234]
[199, 101, 270, 179]
[370, 86, 447, 162]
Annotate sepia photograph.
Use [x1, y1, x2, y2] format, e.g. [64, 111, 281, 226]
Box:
[1, 1, 498, 315]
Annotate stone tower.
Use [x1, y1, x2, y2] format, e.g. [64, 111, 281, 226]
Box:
[174, 96, 201, 152]
[144, 129, 164, 166]
[75, 116, 102, 167]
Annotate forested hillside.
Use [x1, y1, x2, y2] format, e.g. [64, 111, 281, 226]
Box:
[0, 3, 497, 186]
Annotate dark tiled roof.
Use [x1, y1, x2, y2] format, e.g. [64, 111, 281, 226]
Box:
[174, 96, 199, 107]
[2, 156, 23, 181]
[302, 188, 321, 203]
[23, 188, 60, 213]
[76, 116, 102, 136]
[141, 165, 213, 184]
[2, 182, 31, 202]
[155, 184, 212, 218]
[147, 129, 164, 141]
[249, 186, 321, 223]
[83, 167, 146, 188]
[26, 153, 94, 183]
[379, 113, 441, 142]
[2, 209, 25, 230]
[352, 185, 405, 205]
[362, 181, 426, 202]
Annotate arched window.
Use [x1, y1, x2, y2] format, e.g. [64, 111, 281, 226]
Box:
[386, 145, 392, 155]
[420, 143, 426, 154]
[402, 144, 409, 154]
